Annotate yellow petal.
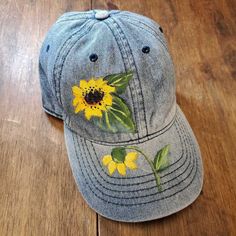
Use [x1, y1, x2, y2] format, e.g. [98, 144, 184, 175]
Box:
[92, 108, 103, 118]
[84, 107, 93, 120]
[124, 159, 137, 170]
[117, 163, 126, 176]
[96, 78, 106, 87]
[124, 152, 138, 170]
[72, 86, 83, 96]
[87, 78, 96, 88]
[80, 80, 88, 90]
[84, 107, 103, 120]
[75, 102, 86, 113]
[73, 97, 81, 106]
[103, 94, 113, 106]
[125, 152, 138, 162]
[103, 84, 115, 93]
[102, 155, 112, 166]
[108, 161, 117, 175]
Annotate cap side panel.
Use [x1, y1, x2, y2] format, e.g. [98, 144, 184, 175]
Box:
[118, 10, 167, 45]
[114, 15, 176, 137]
[39, 16, 92, 118]
[117, 16, 168, 51]
[53, 20, 96, 105]
[39, 60, 63, 119]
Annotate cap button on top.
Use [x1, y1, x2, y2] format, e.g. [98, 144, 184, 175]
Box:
[95, 10, 110, 20]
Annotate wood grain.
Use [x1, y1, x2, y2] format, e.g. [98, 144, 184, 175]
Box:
[0, 0, 235, 235]
[0, 1, 96, 236]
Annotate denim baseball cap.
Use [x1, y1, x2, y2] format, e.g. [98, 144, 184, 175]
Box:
[39, 10, 203, 222]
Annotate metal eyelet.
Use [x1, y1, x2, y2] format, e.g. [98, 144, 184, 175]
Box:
[46, 45, 50, 52]
[142, 46, 150, 54]
[89, 53, 98, 62]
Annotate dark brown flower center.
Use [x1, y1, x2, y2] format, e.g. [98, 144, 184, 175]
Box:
[84, 89, 104, 105]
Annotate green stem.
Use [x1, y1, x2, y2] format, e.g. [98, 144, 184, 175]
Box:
[125, 146, 161, 190]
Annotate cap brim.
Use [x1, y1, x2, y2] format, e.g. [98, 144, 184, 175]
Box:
[64, 105, 203, 222]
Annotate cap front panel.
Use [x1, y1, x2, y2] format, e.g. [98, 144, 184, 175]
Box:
[58, 11, 176, 143]
[60, 21, 140, 142]
[113, 16, 176, 136]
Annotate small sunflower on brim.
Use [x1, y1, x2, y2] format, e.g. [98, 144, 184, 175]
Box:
[72, 78, 115, 120]
[102, 147, 138, 176]
[101, 145, 170, 191]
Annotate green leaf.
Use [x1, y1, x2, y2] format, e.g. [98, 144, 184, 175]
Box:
[111, 147, 126, 163]
[153, 145, 170, 171]
[93, 94, 136, 133]
[104, 71, 133, 94]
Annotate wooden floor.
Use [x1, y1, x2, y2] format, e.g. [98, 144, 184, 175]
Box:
[0, 0, 235, 235]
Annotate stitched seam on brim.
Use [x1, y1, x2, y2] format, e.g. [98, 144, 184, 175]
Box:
[71, 115, 198, 206]
[77, 114, 191, 188]
[85, 113, 185, 181]
[77, 121, 191, 192]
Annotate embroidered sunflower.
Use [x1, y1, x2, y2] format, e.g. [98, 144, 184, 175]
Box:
[102, 147, 138, 176]
[72, 78, 115, 120]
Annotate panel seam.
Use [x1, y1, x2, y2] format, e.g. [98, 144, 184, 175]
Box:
[102, 20, 140, 139]
[110, 17, 149, 137]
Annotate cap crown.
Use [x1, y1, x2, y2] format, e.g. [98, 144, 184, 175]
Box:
[39, 10, 176, 143]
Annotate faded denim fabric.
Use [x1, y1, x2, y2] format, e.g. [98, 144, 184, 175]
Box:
[39, 10, 203, 222]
